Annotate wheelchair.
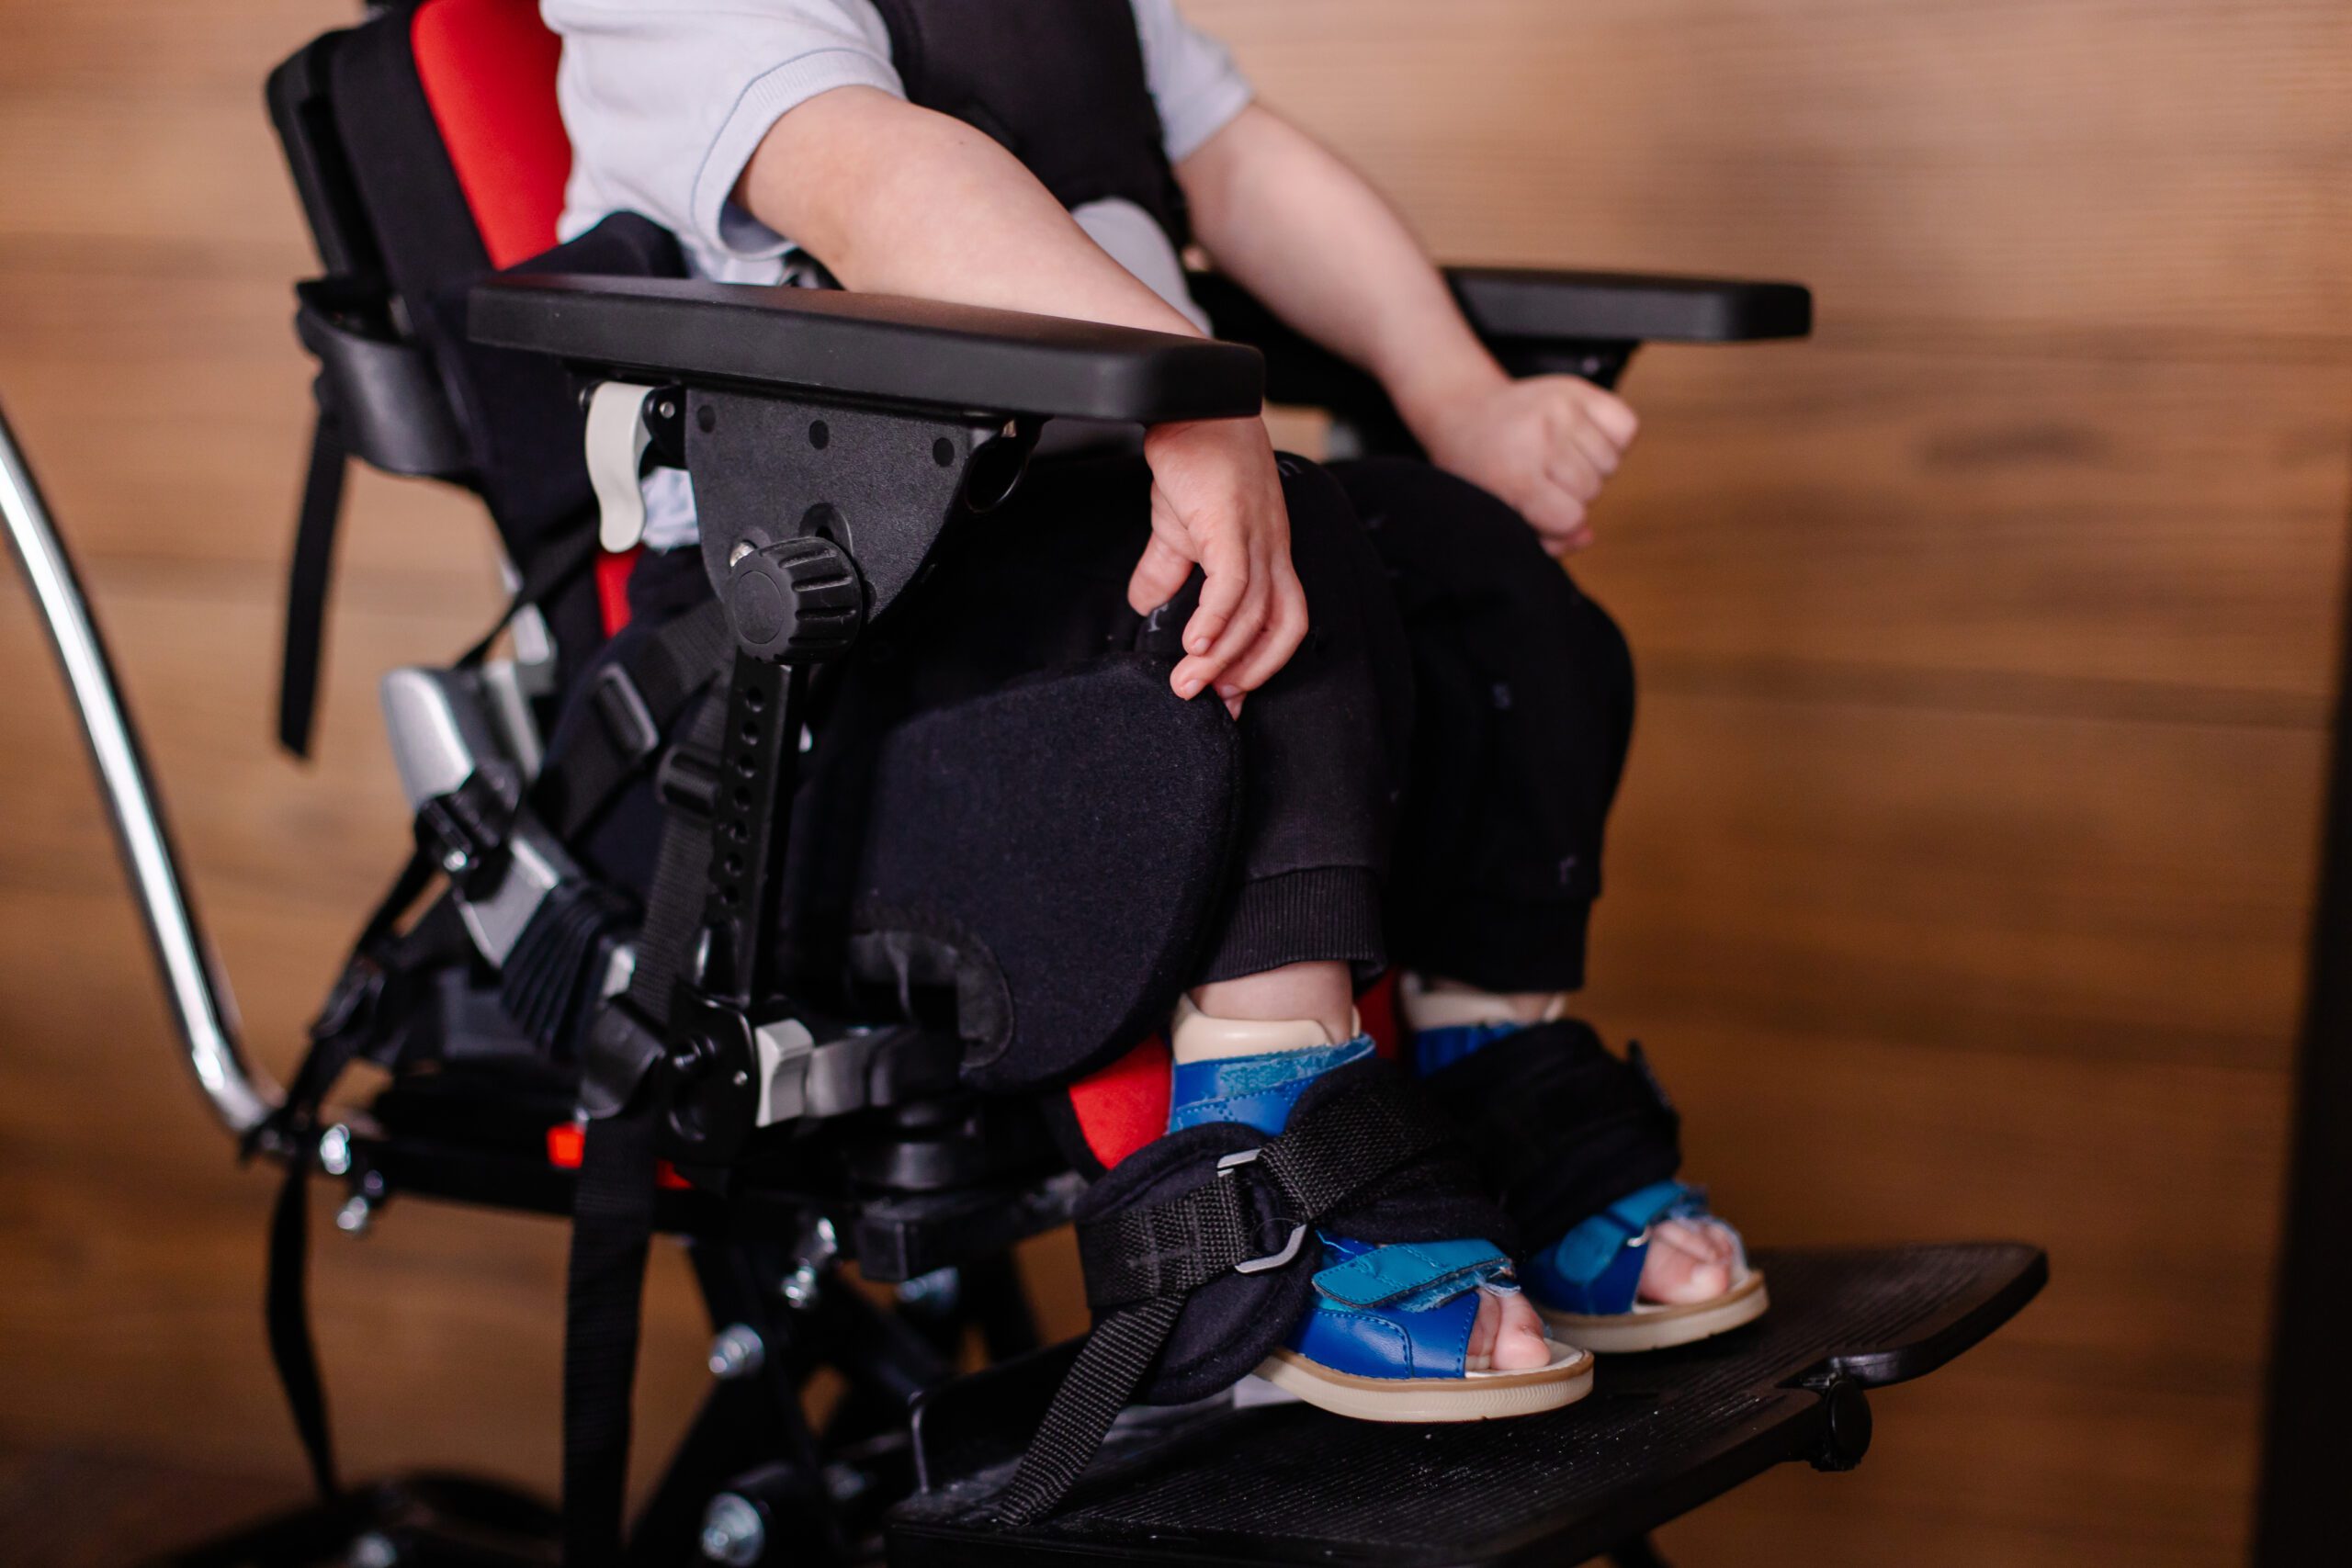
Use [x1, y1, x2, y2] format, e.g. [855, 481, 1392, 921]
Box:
[0, 1, 2046, 1563]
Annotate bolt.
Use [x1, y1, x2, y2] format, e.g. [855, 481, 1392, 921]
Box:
[780, 1262, 821, 1312]
[699, 1494, 764, 1566]
[441, 847, 471, 875]
[348, 1530, 398, 1568]
[317, 1124, 352, 1177]
[707, 1324, 766, 1381]
[896, 1267, 961, 1311]
[334, 1195, 373, 1236]
[658, 400, 676, 421]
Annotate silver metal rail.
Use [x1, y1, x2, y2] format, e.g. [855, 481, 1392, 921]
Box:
[0, 399, 279, 1137]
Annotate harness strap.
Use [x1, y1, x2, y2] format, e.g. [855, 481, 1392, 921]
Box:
[560, 684, 729, 1558]
[253, 842, 453, 1502]
[277, 403, 349, 759]
[537, 599, 732, 841]
[560, 1101, 662, 1568]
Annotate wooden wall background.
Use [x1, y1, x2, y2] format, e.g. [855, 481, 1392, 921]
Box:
[2, 1, 2346, 1562]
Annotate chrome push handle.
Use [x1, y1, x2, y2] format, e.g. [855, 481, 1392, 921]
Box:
[0, 398, 279, 1137]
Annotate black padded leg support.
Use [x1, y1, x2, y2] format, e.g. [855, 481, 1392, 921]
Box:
[1418, 1020, 1681, 1248]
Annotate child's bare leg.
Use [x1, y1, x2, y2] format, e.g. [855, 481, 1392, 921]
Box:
[1183, 962, 1554, 1371]
[1418, 977, 1740, 1306]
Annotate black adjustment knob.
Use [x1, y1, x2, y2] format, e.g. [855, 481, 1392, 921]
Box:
[1808, 1377, 1873, 1472]
[726, 536, 864, 663]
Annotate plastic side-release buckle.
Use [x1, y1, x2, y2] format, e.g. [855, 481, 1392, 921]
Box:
[590, 663, 662, 770]
[1217, 1148, 1309, 1274]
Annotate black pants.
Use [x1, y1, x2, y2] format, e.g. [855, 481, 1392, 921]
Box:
[589, 449, 1632, 996]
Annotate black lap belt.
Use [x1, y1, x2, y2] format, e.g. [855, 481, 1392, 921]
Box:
[537, 599, 732, 841]
[1419, 1019, 1683, 1247]
[993, 1069, 1475, 1527]
[560, 690, 729, 1566]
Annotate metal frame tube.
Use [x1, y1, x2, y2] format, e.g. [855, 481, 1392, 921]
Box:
[0, 398, 278, 1136]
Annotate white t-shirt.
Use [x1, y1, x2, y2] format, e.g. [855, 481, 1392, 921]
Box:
[545, 0, 1250, 545]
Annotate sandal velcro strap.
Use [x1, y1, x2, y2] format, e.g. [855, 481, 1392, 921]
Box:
[998, 1060, 1500, 1526]
[1310, 1237, 1510, 1310]
[1419, 1019, 1683, 1247]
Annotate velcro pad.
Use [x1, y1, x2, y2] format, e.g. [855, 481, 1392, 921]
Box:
[849, 656, 1239, 1092]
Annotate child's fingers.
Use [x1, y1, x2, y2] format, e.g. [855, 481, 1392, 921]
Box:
[1560, 412, 1623, 479]
[1176, 558, 1272, 696]
[1581, 386, 1639, 447]
[1215, 566, 1308, 697]
[1521, 478, 1589, 543]
[1180, 530, 1250, 658]
[1126, 533, 1196, 615]
[1544, 446, 1605, 505]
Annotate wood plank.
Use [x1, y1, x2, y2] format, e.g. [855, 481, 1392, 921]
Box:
[1580, 687, 2326, 1075]
[1581, 345, 2352, 707]
[1191, 0, 2352, 343]
[0, 555, 503, 916]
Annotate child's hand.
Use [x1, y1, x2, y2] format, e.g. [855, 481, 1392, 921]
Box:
[1129, 418, 1309, 715]
[1420, 375, 1639, 556]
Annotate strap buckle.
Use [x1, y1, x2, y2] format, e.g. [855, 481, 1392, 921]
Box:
[1216, 1148, 1309, 1274]
[590, 663, 662, 770]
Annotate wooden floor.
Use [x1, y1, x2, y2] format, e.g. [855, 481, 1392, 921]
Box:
[3, 1, 2347, 1563]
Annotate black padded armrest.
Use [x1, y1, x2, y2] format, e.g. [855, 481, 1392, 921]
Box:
[1447, 267, 1811, 344]
[469, 274, 1263, 424]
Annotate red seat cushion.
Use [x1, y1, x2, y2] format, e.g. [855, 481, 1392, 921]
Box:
[411, 0, 571, 269]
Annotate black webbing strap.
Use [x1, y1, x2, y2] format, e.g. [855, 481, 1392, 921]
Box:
[254, 843, 447, 1502]
[560, 686, 729, 1562]
[989, 1295, 1185, 1527]
[537, 601, 732, 841]
[560, 1101, 661, 1568]
[277, 404, 349, 758]
[996, 1073, 1464, 1525]
[266, 1148, 337, 1498]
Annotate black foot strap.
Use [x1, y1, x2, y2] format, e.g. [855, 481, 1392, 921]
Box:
[1419, 1020, 1684, 1247]
[996, 1063, 1496, 1525]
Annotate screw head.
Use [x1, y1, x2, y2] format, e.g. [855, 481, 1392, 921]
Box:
[334, 1195, 373, 1235]
[699, 1494, 764, 1565]
[707, 1323, 766, 1381]
[780, 1263, 821, 1311]
[317, 1124, 352, 1177]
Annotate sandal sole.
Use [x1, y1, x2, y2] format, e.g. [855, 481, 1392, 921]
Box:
[1251, 1339, 1594, 1422]
[1536, 1269, 1770, 1353]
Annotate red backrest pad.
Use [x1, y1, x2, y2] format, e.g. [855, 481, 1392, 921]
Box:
[411, 0, 572, 270]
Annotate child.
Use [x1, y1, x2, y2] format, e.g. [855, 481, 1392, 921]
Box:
[548, 0, 1758, 1417]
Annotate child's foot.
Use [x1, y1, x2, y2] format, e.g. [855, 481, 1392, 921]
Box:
[1169, 999, 1592, 1416]
[1403, 979, 1770, 1353]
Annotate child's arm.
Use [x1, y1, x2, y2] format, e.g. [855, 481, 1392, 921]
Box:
[1179, 106, 1639, 557]
[736, 87, 1305, 707]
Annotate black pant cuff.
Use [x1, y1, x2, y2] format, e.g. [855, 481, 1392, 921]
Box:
[1197, 866, 1386, 985]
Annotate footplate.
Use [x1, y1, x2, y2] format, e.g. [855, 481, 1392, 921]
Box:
[888, 1242, 2046, 1567]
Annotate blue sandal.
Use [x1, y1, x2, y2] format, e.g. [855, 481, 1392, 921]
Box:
[1404, 993, 1769, 1354]
[1168, 1006, 1592, 1419]
[1519, 1179, 1767, 1352]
